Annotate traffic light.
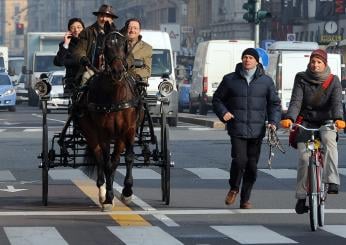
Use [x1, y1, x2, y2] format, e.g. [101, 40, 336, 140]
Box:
[16, 23, 24, 35]
[243, 0, 256, 23]
[256, 10, 272, 23]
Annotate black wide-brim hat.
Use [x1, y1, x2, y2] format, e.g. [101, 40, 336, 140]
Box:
[92, 4, 118, 19]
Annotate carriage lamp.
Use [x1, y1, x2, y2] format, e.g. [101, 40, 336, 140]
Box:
[158, 78, 174, 97]
[34, 78, 51, 97]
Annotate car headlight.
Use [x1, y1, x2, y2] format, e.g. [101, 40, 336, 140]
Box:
[158, 78, 174, 97]
[3, 88, 16, 96]
[34, 79, 51, 97]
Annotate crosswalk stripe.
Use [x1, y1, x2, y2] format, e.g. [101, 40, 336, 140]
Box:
[339, 168, 346, 176]
[0, 170, 16, 181]
[49, 169, 90, 180]
[321, 225, 346, 238]
[4, 227, 68, 245]
[211, 225, 297, 244]
[184, 167, 229, 179]
[118, 168, 161, 179]
[23, 128, 42, 132]
[112, 182, 179, 227]
[259, 169, 297, 179]
[0, 129, 5, 132]
[107, 226, 184, 245]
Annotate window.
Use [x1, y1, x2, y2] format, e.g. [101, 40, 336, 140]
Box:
[0, 75, 11, 85]
[151, 50, 172, 77]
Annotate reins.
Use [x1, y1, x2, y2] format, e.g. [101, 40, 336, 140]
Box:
[266, 127, 285, 169]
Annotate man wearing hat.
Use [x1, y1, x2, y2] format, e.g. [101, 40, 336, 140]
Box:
[73, 4, 118, 82]
[212, 48, 281, 209]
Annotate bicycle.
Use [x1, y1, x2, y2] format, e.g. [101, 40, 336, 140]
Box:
[292, 121, 334, 231]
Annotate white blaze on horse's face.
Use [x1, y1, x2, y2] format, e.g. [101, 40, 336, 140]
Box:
[97, 14, 113, 28]
[127, 21, 140, 42]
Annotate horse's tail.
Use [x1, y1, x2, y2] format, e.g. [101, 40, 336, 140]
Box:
[80, 148, 97, 180]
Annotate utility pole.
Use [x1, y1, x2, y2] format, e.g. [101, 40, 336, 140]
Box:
[255, 0, 260, 48]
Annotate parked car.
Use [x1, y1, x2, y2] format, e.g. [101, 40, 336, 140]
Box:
[14, 72, 28, 103]
[0, 72, 16, 112]
[46, 70, 69, 112]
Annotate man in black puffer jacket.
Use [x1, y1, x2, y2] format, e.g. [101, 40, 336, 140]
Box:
[213, 48, 281, 209]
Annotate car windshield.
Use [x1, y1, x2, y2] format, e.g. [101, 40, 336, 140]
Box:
[35, 56, 64, 72]
[0, 74, 11, 85]
[51, 75, 64, 85]
[151, 49, 172, 77]
[9, 59, 24, 75]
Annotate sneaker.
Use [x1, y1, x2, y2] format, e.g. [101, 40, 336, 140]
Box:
[225, 190, 238, 205]
[295, 199, 308, 214]
[327, 183, 339, 194]
[240, 201, 252, 209]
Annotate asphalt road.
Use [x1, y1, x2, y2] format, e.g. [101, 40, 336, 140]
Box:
[0, 105, 345, 244]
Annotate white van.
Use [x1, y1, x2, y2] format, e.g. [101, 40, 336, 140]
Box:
[266, 41, 342, 113]
[189, 40, 254, 115]
[140, 30, 178, 126]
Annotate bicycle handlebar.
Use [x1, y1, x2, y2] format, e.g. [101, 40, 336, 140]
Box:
[290, 122, 334, 132]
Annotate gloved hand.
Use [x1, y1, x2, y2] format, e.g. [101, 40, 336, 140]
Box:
[335, 120, 346, 129]
[280, 119, 293, 128]
[80, 56, 91, 66]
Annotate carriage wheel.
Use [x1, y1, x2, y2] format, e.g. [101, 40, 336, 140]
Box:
[41, 99, 49, 206]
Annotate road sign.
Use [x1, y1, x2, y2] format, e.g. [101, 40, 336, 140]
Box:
[287, 33, 296, 41]
[255, 47, 269, 69]
[160, 24, 181, 52]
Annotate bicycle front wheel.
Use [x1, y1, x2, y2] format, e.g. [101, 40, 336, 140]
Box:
[308, 156, 318, 231]
[318, 178, 326, 227]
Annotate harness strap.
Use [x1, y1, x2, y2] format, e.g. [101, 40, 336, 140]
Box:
[87, 98, 140, 113]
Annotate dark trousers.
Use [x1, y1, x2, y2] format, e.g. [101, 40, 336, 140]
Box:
[229, 137, 262, 203]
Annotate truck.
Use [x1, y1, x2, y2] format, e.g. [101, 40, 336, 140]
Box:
[141, 30, 178, 126]
[266, 41, 342, 114]
[23, 32, 65, 106]
[0, 46, 9, 71]
[189, 40, 255, 115]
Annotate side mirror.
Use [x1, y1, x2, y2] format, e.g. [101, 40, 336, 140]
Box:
[133, 59, 144, 68]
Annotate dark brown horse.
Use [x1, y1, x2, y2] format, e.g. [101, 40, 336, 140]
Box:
[77, 29, 139, 211]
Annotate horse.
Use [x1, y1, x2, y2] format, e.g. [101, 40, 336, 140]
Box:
[76, 26, 140, 211]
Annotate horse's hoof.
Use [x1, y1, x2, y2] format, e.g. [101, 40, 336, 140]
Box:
[102, 202, 114, 212]
[121, 194, 132, 205]
[98, 184, 106, 204]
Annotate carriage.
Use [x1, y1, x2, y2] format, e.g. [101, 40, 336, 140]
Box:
[36, 30, 173, 209]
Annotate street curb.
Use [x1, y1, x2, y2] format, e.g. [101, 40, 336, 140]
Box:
[178, 113, 226, 129]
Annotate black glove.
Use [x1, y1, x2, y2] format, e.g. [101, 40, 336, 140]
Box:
[80, 56, 91, 66]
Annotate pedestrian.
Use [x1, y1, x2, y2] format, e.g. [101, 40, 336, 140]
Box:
[73, 4, 118, 83]
[122, 18, 152, 84]
[54, 17, 85, 94]
[280, 49, 345, 214]
[212, 48, 281, 209]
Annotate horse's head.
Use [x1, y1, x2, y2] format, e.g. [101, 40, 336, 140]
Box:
[103, 23, 128, 77]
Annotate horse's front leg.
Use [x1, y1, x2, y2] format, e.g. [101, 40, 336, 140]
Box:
[102, 142, 116, 212]
[121, 144, 134, 205]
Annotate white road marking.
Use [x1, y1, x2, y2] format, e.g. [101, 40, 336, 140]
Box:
[49, 169, 90, 180]
[185, 168, 228, 179]
[4, 227, 68, 245]
[0, 170, 16, 181]
[118, 168, 161, 179]
[339, 168, 346, 176]
[0, 129, 6, 132]
[211, 225, 297, 244]
[321, 225, 346, 238]
[0, 208, 346, 216]
[112, 182, 179, 227]
[107, 226, 184, 245]
[32, 113, 66, 124]
[23, 128, 42, 132]
[259, 169, 297, 179]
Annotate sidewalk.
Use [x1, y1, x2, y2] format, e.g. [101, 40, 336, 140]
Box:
[178, 113, 225, 128]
